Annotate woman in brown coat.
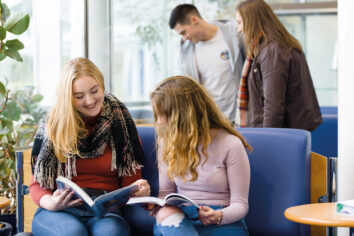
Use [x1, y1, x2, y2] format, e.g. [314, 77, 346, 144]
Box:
[235, 0, 322, 131]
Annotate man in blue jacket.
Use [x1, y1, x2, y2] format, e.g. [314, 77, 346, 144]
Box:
[169, 4, 245, 123]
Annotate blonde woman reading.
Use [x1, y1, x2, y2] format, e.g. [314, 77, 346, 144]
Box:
[30, 57, 150, 236]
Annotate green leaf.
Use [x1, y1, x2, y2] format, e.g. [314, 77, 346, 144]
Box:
[0, 26, 6, 40]
[0, 150, 4, 158]
[0, 3, 10, 22]
[4, 13, 30, 35]
[31, 94, 43, 103]
[0, 158, 7, 169]
[0, 82, 5, 96]
[0, 52, 5, 61]
[1, 135, 8, 144]
[0, 118, 13, 130]
[5, 39, 24, 50]
[0, 165, 10, 179]
[2, 101, 21, 121]
[0, 127, 10, 135]
[4, 48, 22, 62]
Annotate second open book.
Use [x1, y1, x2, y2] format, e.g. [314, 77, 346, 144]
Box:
[127, 193, 200, 209]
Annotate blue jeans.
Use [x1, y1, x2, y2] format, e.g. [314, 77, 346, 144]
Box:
[32, 207, 130, 236]
[153, 205, 249, 236]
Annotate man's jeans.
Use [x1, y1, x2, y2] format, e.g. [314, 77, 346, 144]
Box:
[154, 205, 249, 236]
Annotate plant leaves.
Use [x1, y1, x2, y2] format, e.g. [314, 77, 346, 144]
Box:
[0, 52, 6, 61]
[0, 165, 10, 179]
[0, 128, 10, 135]
[0, 26, 6, 40]
[0, 81, 5, 96]
[4, 48, 22, 62]
[2, 101, 21, 121]
[31, 94, 43, 103]
[5, 39, 24, 50]
[0, 3, 11, 22]
[1, 134, 8, 144]
[4, 13, 30, 35]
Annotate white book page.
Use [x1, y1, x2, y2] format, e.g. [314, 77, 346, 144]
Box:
[165, 193, 199, 208]
[126, 196, 165, 206]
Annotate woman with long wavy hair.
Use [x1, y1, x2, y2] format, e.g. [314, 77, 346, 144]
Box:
[30, 57, 150, 235]
[235, 0, 322, 131]
[150, 76, 251, 236]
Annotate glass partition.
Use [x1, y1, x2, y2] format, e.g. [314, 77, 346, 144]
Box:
[1, 0, 338, 123]
[0, 0, 85, 107]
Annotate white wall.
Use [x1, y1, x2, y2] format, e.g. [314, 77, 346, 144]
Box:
[337, 0, 354, 235]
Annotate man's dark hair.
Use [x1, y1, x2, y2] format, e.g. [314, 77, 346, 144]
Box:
[169, 4, 202, 29]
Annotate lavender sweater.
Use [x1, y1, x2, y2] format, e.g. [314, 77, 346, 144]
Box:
[158, 129, 250, 225]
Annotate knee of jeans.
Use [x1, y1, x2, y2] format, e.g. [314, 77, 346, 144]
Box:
[33, 220, 89, 236]
[156, 206, 183, 225]
[91, 215, 130, 236]
[157, 212, 185, 228]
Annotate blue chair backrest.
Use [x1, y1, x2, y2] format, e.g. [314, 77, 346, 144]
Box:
[138, 126, 159, 197]
[240, 128, 311, 236]
[312, 106, 338, 157]
[136, 126, 311, 236]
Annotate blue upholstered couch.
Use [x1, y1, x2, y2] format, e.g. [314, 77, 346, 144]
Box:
[16, 126, 311, 236]
[311, 106, 338, 157]
[122, 126, 312, 236]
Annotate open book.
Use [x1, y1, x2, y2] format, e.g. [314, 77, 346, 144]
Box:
[126, 193, 200, 209]
[336, 200, 354, 215]
[56, 176, 138, 216]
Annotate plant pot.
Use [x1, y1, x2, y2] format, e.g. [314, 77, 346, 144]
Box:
[0, 213, 17, 235]
[0, 221, 12, 236]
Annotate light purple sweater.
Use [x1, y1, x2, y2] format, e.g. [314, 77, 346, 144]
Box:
[158, 129, 250, 225]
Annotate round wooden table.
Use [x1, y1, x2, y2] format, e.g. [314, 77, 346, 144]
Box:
[284, 202, 354, 234]
[0, 196, 10, 209]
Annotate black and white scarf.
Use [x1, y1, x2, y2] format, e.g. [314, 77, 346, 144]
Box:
[31, 93, 144, 189]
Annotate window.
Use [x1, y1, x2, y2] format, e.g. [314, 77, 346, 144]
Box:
[2, 0, 338, 123]
[0, 0, 85, 107]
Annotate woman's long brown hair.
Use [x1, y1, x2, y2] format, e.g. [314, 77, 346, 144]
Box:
[237, 0, 302, 58]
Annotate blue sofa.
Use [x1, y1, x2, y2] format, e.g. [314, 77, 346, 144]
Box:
[122, 126, 312, 236]
[16, 126, 311, 236]
[311, 106, 338, 158]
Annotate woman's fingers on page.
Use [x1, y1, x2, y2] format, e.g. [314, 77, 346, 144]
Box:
[198, 206, 217, 225]
[199, 206, 212, 216]
[68, 198, 83, 207]
[55, 189, 70, 201]
[62, 191, 75, 204]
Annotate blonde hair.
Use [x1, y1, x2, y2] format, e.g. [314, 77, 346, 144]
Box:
[150, 76, 251, 181]
[47, 57, 105, 162]
[236, 0, 302, 58]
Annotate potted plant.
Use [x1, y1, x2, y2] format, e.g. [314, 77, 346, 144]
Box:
[1, 0, 31, 233]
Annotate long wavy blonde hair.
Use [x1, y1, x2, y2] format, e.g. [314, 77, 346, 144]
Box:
[236, 0, 302, 58]
[47, 57, 105, 163]
[150, 76, 251, 182]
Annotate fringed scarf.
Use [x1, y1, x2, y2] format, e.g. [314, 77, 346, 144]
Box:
[31, 93, 144, 189]
[235, 57, 253, 127]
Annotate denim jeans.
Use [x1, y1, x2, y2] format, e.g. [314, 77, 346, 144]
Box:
[32, 207, 130, 236]
[153, 205, 249, 236]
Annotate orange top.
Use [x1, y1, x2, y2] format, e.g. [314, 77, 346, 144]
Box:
[29, 145, 141, 206]
[284, 203, 354, 227]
